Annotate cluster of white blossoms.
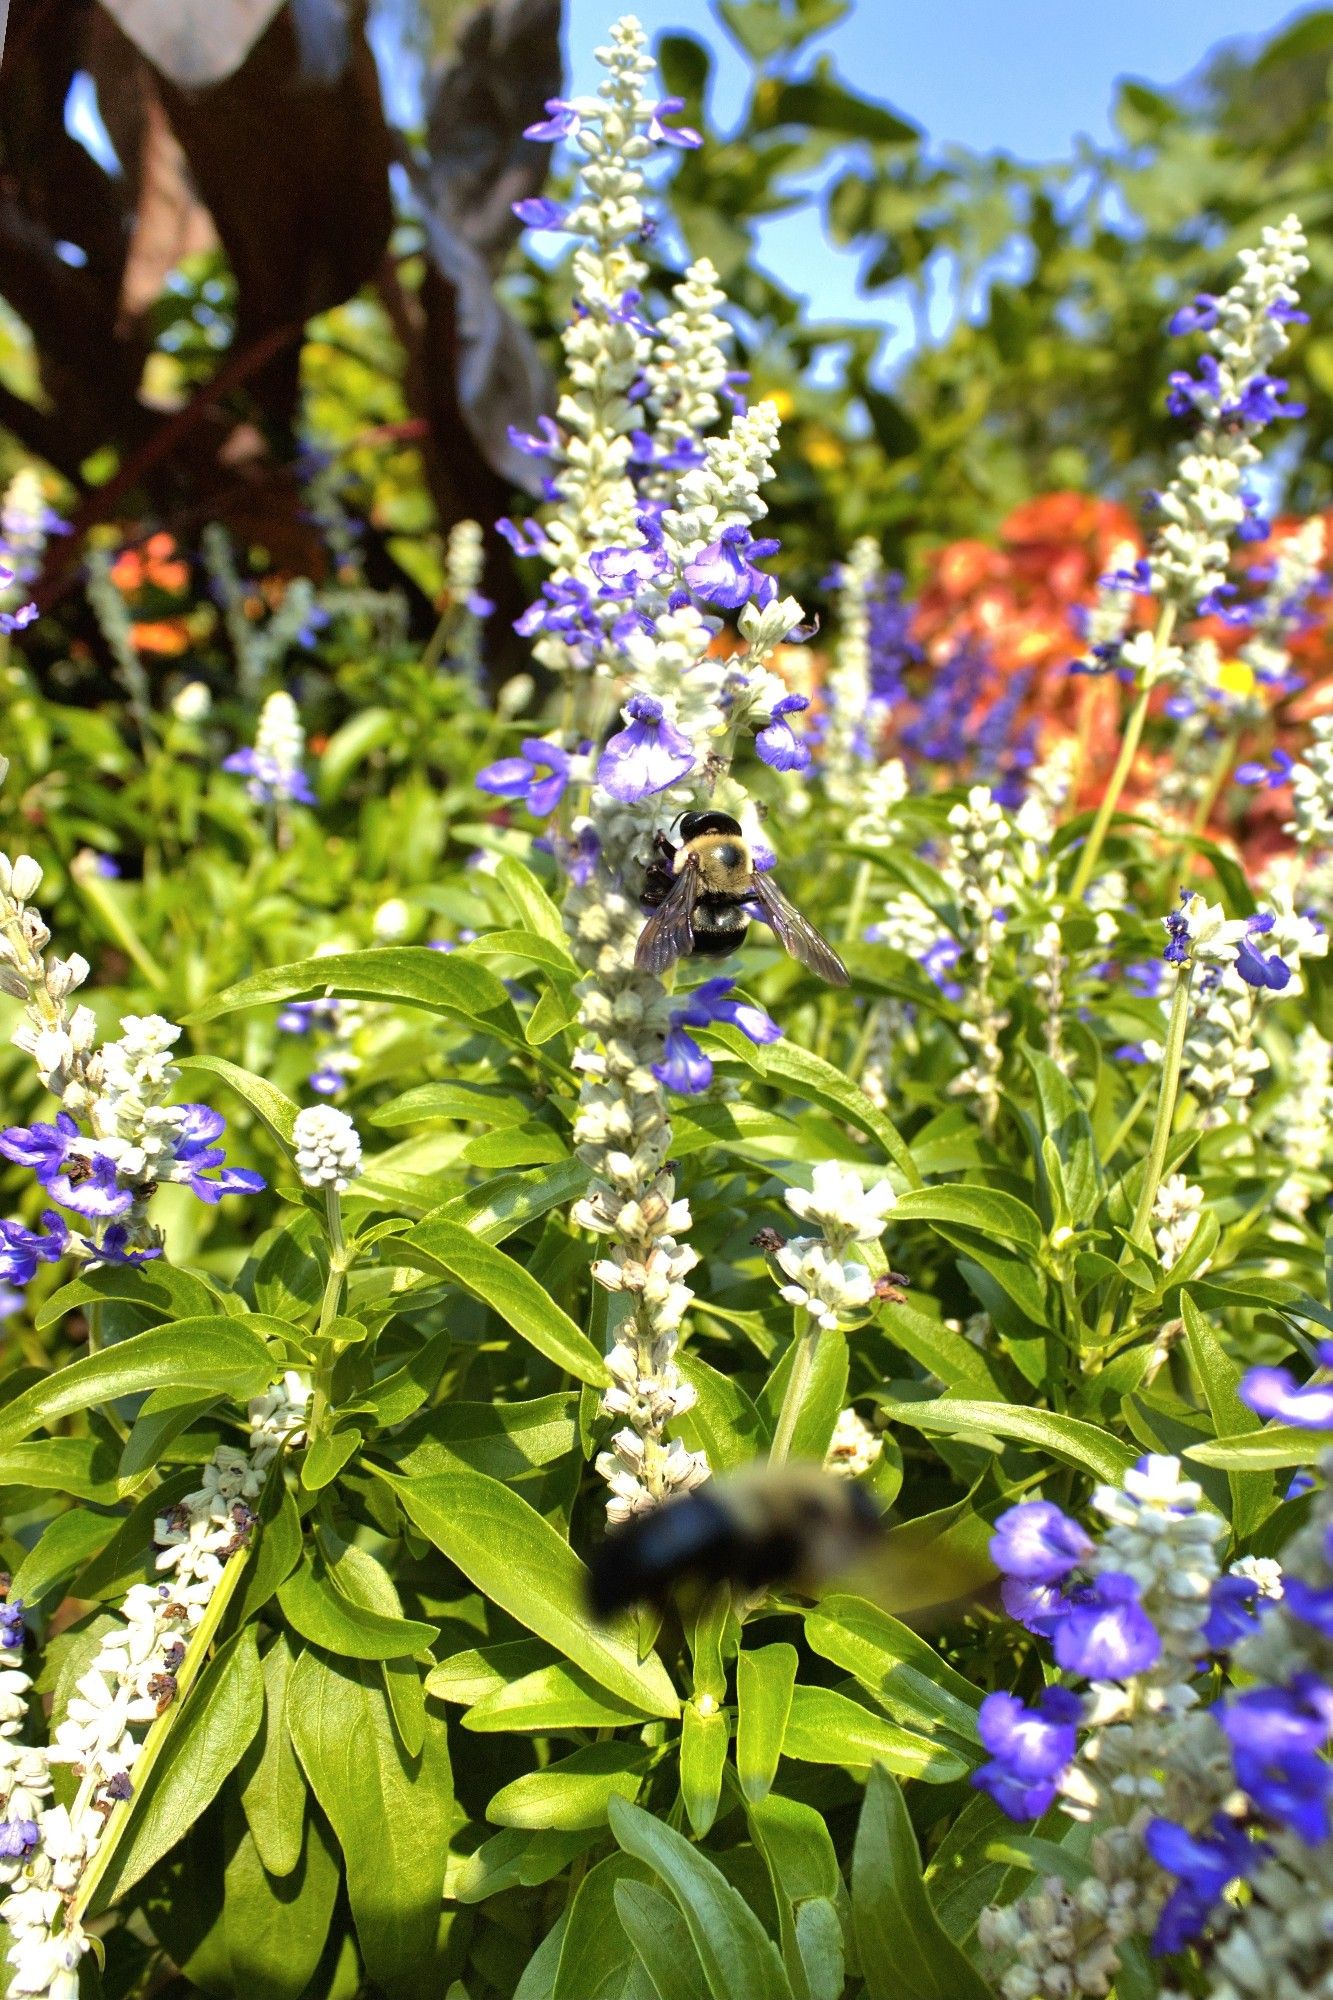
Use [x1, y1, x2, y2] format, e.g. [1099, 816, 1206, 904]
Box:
[292, 1104, 363, 1194]
[1240, 515, 1325, 689]
[439, 518, 489, 684]
[0, 840, 95, 1107]
[822, 535, 883, 806]
[768, 1162, 895, 1332]
[943, 787, 1016, 1134]
[1268, 1023, 1333, 1219]
[824, 1405, 883, 1478]
[1151, 1173, 1208, 1273]
[2, 1376, 309, 1999]
[982, 1460, 1230, 2000]
[1287, 713, 1333, 853]
[1150, 215, 1308, 617]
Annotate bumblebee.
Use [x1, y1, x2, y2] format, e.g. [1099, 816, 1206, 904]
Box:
[635, 811, 849, 985]
[587, 1463, 882, 1619]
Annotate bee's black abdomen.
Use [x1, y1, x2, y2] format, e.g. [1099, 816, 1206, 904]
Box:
[678, 810, 743, 841]
[690, 923, 748, 958]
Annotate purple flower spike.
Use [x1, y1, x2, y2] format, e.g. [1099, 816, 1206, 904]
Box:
[477, 737, 573, 818]
[991, 1501, 1092, 1583]
[1241, 1349, 1333, 1429]
[972, 1685, 1082, 1821]
[755, 694, 811, 773]
[512, 197, 567, 230]
[589, 545, 670, 596]
[598, 695, 695, 803]
[1052, 1571, 1161, 1679]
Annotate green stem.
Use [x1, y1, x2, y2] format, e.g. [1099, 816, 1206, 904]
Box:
[768, 1311, 822, 1467]
[1069, 604, 1177, 902]
[68, 1489, 264, 1924]
[1129, 960, 1195, 1248]
[1102, 1076, 1159, 1165]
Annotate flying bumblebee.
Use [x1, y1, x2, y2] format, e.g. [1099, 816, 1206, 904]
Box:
[587, 1463, 882, 1619]
[635, 811, 849, 986]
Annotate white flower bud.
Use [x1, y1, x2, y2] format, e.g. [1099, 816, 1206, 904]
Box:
[292, 1105, 363, 1192]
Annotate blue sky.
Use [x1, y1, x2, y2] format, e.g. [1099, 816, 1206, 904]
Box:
[566, 0, 1315, 355]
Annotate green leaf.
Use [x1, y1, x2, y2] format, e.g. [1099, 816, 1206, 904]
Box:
[891, 1186, 1042, 1252]
[608, 1797, 795, 2000]
[393, 1219, 608, 1385]
[0, 1435, 123, 1500]
[463, 1660, 651, 1733]
[552, 1854, 655, 2000]
[1020, 1048, 1103, 1224]
[465, 929, 578, 977]
[0, 1318, 279, 1446]
[879, 1396, 1136, 1483]
[35, 1261, 224, 1331]
[288, 1648, 453, 1999]
[277, 1550, 438, 1660]
[877, 1303, 1005, 1398]
[805, 1595, 982, 1743]
[385, 1467, 679, 1717]
[253, 1216, 325, 1320]
[680, 1702, 728, 1835]
[356, 1330, 452, 1429]
[72, 1469, 200, 1601]
[614, 1881, 710, 2000]
[852, 1766, 991, 2000]
[748, 1792, 845, 2000]
[372, 1080, 533, 1130]
[223, 1807, 341, 2000]
[736, 1642, 797, 1802]
[759, 1329, 848, 1462]
[427, 1639, 551, 1706]
[783, 1686, 966, 1782]
[176, 1054, 299, 1146]
[713, 1031, 921, 1187]
[391, 1393, 577, 1481]
[300, 1426, 362, 1492]
[1186, 1428, 1330, 1469]
[189, 948, 524, 1048]
[94, 1625, 264, 1907]
[430, 1160, 591, 1244]
[766, 70, 918, 144]
[495, 854, 570, 946]
[235, 1478, 303, 1625]
[12, 1508, 119, 1609]
[488, 1743, 649, 1830]
[1180, 1292, 1270, 1537]
[675, 1351, 768, 1470]
[240, 1635, 307, 1878]
[119, 1388, 222, 1479]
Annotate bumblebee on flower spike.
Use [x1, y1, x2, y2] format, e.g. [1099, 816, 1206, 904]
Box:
[635, 809, 849, 984]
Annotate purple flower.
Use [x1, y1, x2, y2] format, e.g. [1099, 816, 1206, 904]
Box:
[589, 545, 670, 596]
[1000, 1576, 1074, 1637]
[1168, 294, 1220, 336]
[0, 1820, 38, 1860]
[1236, 749, 1294, 789]
[554, 823, 600, 888]
[1232, 374, 1305, 426]
[991, 1501, 1092, 1584]
[1269, 298, 1310, 325]
[524, 98, 579, 141]
[683, 525, 779, 611]
[512, 197, 567, 230]
[1283, 1575, 1333, 1637]
[972, 1686, 1082, 1821]
[1052, 1571, 1161, 1679]
[221, 747, 315, 809]
[507, 416, 562, 460]
[1163, 890, 1192, 968]
[0, 603, 37, 634]
[755, 694, 811, 773]
[652, 977, 781, 1095]
[1220, 1686, 1333, 1843]
[0, 1210, 68, 1287]
[0, 1113, 133, 1219]
[96, 1225, 162, 1267]
[919, 936, 963, 1001]
[1235, 921, 1292, 992]
[1125, 960, 1168, 1000]
[597, 695, 695, 803]
[0, 1598, 25, 1650]
[477, 738, 573, 818]
[1204, 1572, 1271, 1651]
[646, 97, 702, 148]
[309, 1064, 345, 1096]
[497, 517, 551, 559]
[1145, 1816, 1258, 1954]
[166, 1104, 266, 1205]
[1241, 1343, 1333, 1428]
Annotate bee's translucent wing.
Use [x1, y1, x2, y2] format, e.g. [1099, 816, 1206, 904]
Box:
[635, 855, 699, 975]
[751, 872, 850, 986]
